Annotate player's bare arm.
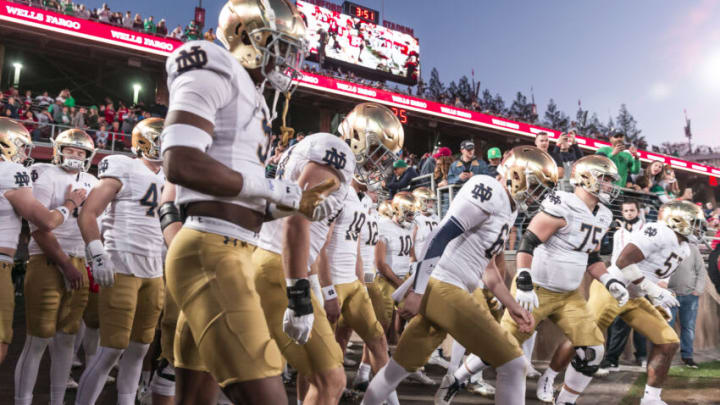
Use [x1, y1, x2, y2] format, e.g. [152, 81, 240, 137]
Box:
[317, 222, 341, 324]
[484, 255, 534, 333]
[78, 178, 121, 244]
[5, 184, 86, 232]
[158, 181, 182, 246]
[355, 239, 364, 281]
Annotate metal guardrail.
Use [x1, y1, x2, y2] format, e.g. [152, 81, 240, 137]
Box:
[18, 120, 133, 155]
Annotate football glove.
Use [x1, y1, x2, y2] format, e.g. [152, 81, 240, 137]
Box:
[600, 273, 629, 307]
[515, 269, 539, 311]
[86, 239, 114, 287]
[283, 279, 314, 344]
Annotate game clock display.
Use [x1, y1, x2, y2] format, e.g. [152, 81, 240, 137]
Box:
[343, 1, 379, 24]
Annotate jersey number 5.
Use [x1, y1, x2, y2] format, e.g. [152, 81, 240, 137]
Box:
[140, 183, 159, 217]
[655, 252, 680, 278]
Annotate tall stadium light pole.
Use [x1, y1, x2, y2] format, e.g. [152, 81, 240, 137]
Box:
[12, 62, 22, 89]
[133, 84, 142, 105]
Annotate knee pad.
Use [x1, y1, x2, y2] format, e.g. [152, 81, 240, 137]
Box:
[570, 345, 604, 377]
[150, 359, 176, 397]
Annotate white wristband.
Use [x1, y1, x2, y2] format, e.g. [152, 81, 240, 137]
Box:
[322, 285, 337, 301]
[55, 206, 70, 223]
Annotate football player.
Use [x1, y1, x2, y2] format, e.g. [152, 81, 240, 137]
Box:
[253, 102, 403, 405]
[0, 118, 86, 366]
[361, 146, 554, 405]
[457, 155, 629, 405]
[75, 118, 166, 405]
[317, 178, 399, 404]
[159, 0, 337, 403]
[542, 201, 702, 405]
[14, 129, 97, 405]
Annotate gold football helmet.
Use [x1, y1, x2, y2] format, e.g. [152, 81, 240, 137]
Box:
[658, 200, 706, 244]
[412, 187, 436, 214]
[570, 155, 620, 204]
[391, 191, 416, 228]
[132, 118, 164, 161]
[497, 145, 558, 212]
[378, 200, 393, 218]
[52, 129, 96, 172]
[338, 103, 404, 186]
[0, 118, 33, 165]
[217, 0, 307, 93]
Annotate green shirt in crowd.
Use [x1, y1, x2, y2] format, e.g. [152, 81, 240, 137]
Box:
[595, 146, 641, 186]
[145, 20, 157, 34]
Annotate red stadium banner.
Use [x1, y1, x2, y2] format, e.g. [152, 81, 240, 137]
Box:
[295, 71, 720, 178]
[0, 0, 182, 56]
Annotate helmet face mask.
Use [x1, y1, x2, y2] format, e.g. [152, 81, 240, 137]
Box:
[570, 155, 621, 205]
[514, 171, 555, 213]
[52, 129, 95, 172]
[253, 28, 307, 93]
[355, 134, 397, 186]
[132, 118, 164, 161]
[499, 146, 558, 213]
[412, 187, 436, 214]
[391, 192, 416, 228]
[659, 201, 706, 244]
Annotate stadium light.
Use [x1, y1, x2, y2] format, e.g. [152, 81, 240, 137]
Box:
[12, 62, 23, 89]
[132, 83, 142, 104]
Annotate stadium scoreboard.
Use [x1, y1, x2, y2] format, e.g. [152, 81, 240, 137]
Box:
[343, 2, 379, 24]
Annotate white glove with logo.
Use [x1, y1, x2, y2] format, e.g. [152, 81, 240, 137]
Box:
[241, 176, 302, 210]
[600, 273, 629, 307]
[282, 279, 314, 344]
[311, 192, 343, 221]
[86, 239, 114, 287]
[644, 281, 680, 308]
[515, 269, 539, 311]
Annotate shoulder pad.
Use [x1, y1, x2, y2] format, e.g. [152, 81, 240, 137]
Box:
[28, 163, 54, 183]
[541, 190, 570, 220]
[98, 155, 132, 179]
[166, 41, 235, 83]
[303, 133, 356, 183]
[460, 175, 502, 212]
[0, 161, 32, 190]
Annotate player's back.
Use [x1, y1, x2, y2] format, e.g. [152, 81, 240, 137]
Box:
[98, 155, 165, 257]
[532, 190, 613, 292]
[166, 40, 270, 214]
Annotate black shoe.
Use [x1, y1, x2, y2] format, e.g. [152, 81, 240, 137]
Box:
[683, 358, 699, 368]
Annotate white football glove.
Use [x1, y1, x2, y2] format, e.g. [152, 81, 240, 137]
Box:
[311, 192, 343, 221]
[242, 176, 302, 210]
[283, 279, 315, 344]
[86, 239, 114, 287]
[647, 285, 680, 309]
[600, 273, 629, 307]
[515, 269, 539, 311]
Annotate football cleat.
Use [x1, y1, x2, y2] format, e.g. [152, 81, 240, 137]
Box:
[467, 380, 495, 397]
[434, 374, 462, 405]
[536, 373, 556, 403]
[408, 368, 435, 385]
[427, 348, 450, 370]
[344, 354, 358, 367]
[72, 354, 83, 368]
[527, 365, 542, 379]
[66, 376, 79, 390]
[640, 399, 668, 405]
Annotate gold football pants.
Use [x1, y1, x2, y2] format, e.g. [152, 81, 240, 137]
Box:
[166, 228, 283, 387]
[394, 278, 523, 371]
[588, 280, 679, 344]
[0, 261, 14, 344]
[334, 280, 385, 342]
[253, 247, 344, 376]
[501, 281, 604, 347]
[160, 283, 179, 364]
[24, 255, 89, 338]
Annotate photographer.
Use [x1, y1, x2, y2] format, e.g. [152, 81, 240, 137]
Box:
[595, 132, 641, 187]
[447, 140, 487, 185]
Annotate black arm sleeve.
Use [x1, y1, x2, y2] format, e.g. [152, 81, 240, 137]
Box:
[518, 230, 542, 255]
[159, 202, 181, 232]
[421, 216, 465, 260]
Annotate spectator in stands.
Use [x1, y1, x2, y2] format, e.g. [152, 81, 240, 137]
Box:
[157, 19, 168, 36]
[204, 28, 217, 41]
[116, 101, 129, 122]
[448, 140, 487, 185]
[185, 20, 201, 40]
[289, 132, 306, 146]
[34, 106, 52, 139]
[35, 91, 53, 109]
[22, 110, 37, 132]
[95, 124, 109, 149]
[71, 106, 86, 128]
[638, 160, 664, 192]
[265, 142, 286, 178]
[434, 154, 454, 187]
[595, 132, 641, 187]
[170, 25, 183, 39]
[144, 16, 156, 34]
[22, 90, 32, 105]
[98, 3, 110, 22]
[651, 165, 681, 203]
[110, 11, 123, 25]
[58, 106, 71, 125]
[62, 89, 75, 107]
[552, 130, 583, 178]
[453, 96, 464, 108]
[62, 0, 73, 15]
[704, 202, 715, 219]
[77, 4, 90, 19]
[149, 95, 168, 117]
[104, 102, 116, 124]
[485, 147, 502, 178]
[669, 243, 706, 368]
[385, 159, 418, 198]
[86, 106, 99, 129]
[133, 14, 144, 30]
[123, 11, 133, 28]
[122, 110, 138, 133]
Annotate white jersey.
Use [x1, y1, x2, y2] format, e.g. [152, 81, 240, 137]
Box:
[359, 194, 379, 276]
[257, 133, 355, 271]
[0, 161, 32, 250]
[98, 155, 166, 277]
[28, 164, 98, 257]
[610, 217, 645, 266]
[413, 212, 439, 258]
[432, 175, 518, 292]
[164, 40, 272, 214]
[531, 191, 613, 292]
[377, 217, 413, 277]
[325, 191, 365, 285]
[627, 222, 690, 289]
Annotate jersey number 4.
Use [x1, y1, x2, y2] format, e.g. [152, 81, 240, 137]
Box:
[140, 183, 159, 217]
[576, 223, 603, 253]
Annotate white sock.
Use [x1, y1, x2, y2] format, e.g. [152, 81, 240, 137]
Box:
[117, 341, 150, 402]
[556, 388, 580, 404]
[448, 339, 466, 376]
[361, 358, 410, 405]
[522, 331, 537, 364]
[453, 354, 488, 383]
[558, 366, 592, 404]
[49, 332, 76, 405]
[386, 390, 400, 405]
[76, 346, 123, 405]
[542, 366, 559, 383]
[297, 400, 302, 405]
[82, 327, 99, 365]
[14, 335, 51, 404]
[495, 356, 527, 405]
[469, 369, 484, 384]
[140, 370, 151, 386]
[643, 385, 662, 400]
[356, 362, 371, 382]
[117, 393, 135, 405]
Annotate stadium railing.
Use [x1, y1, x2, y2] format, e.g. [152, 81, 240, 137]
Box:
[16, 120, 132, 155]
